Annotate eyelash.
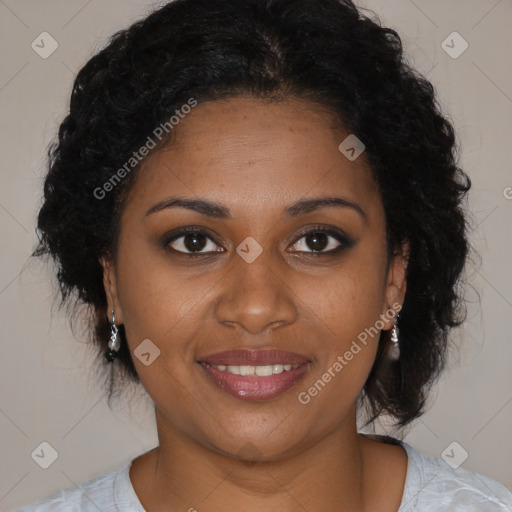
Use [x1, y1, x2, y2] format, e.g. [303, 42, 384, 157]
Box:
[163, 225, 354, 258]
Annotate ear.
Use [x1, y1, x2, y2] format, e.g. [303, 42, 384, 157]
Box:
[100, 256, 124, 324]
[380, 240, 409, 329]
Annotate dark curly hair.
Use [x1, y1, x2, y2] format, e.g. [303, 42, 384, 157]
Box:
[31, 0, 474, 430]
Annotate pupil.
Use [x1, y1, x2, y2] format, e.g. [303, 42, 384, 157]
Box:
[307, 231, 327, 252]
[184, 233, 206, 252]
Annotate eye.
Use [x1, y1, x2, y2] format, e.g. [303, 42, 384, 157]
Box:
[288, 227, 353, 255]
[166, 228, 224, 255]
[164, 225, 354, 257]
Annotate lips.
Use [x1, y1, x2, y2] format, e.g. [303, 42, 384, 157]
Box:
[197, 348, 312, 400]
[198, 362, 310, 400]
[198, 349, 311, 366]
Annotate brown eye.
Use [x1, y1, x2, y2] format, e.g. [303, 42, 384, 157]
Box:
[166, 229, 224, 255]
[304, 231, 329, 252]
[289, 227, 354, 255]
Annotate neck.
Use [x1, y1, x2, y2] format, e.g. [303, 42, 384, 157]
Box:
[138, 407, 376, 512]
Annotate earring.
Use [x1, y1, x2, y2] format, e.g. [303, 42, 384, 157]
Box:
[105, 308, 120, 363]
[388, 313, 400, 361]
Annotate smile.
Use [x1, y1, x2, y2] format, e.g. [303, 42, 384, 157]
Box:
[209, 363, 302, 376]
[198, 361, 310, 400]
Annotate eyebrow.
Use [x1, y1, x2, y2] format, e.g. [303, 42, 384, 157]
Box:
[145, 196, 367, 222]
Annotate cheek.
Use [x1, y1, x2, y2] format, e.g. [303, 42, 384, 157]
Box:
[295, 247, 387, 394]
[302, 248, 387, 340]
[114, 240, 209, 363]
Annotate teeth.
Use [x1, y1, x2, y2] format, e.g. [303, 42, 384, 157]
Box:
[272, 364, 284, 374]
[211, 363, 302, 376]
[256, 365, 273, 376]
[239, 365, 255, 376]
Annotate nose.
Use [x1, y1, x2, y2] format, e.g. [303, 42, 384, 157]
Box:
[214, 250, 298, 335]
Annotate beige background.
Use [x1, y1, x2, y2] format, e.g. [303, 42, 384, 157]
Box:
[1, 0, 511, 510]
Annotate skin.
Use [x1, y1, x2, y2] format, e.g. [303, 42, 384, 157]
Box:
[101, 96, 409, 512]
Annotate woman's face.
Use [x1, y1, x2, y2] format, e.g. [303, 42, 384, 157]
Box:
[102, 96, 407, 459]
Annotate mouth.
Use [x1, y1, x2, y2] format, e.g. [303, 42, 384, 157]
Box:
[197, 349, 311, 401]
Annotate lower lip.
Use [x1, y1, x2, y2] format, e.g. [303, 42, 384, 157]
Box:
[198, 362, 311, 400]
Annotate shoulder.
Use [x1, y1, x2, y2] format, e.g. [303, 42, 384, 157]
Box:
[13, 460, 139, 512]
[398, 439, 512, 512]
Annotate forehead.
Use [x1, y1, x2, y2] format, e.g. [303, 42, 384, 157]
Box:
[122, 96, 381, 222]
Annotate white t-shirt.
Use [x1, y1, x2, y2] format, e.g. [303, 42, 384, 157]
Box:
[13, 438, 512, 511]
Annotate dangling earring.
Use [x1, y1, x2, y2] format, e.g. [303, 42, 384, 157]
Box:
[105, 308, 120, 363]
[388, 313, 400, 361]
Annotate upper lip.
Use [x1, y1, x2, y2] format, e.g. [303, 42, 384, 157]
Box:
[198, 349, 311, 366]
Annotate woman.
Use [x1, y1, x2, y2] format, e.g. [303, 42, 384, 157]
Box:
[16, 0, 512, 510]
